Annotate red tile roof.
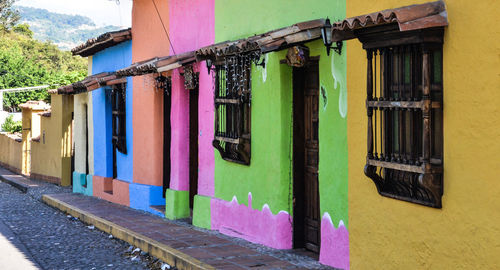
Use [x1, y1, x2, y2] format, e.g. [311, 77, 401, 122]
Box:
[332, 0, 448, 41]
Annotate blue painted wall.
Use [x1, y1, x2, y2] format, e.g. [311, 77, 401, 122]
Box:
[92, 40, 133, 182]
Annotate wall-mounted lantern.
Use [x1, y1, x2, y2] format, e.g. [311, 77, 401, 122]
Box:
[321, 18, 342, 56]
[206, 59, 213, 75]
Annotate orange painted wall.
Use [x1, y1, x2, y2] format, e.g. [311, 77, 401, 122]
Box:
[93, 176, 130, 206]
[132, 0, 170, 186]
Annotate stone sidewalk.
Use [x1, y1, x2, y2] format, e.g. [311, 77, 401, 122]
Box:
[0, 166, 40, 193]
[43, 193, 332, 270]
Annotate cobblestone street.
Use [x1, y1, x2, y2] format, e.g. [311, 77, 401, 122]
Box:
[0, 180, 152, 270]
[0, 167, 332, 270]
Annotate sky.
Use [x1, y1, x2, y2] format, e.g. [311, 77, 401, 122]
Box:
[16, 0, 132, 27]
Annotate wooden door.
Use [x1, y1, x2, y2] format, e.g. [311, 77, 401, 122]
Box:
[293, 58, 320, 253]
[163, 85, 171, 197]
[85, 105, 89, 176]
[189, 88, 199, 210]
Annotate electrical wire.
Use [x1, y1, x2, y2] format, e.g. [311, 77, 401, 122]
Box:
[151, 0, 176, 55]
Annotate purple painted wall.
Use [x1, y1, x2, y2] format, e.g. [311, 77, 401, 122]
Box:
[168, 0, 215, 195]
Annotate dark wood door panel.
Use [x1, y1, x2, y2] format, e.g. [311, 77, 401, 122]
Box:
[293, 58, 320, 253]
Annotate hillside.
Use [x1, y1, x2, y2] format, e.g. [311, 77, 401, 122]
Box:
[14, 6, 123, 51]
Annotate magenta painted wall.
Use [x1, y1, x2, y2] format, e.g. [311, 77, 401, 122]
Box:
[169, 70, 189, 191]
[197, 63, 215, 197]
[168, 0, 215, 195]
[211, 193, 292, 249]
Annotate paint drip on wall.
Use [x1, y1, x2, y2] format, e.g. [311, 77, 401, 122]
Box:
[319, 212, 350, 269]
[260, 53, 269, 83]
[331, 51, 347, 118]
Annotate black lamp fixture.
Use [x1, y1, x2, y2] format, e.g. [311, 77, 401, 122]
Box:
[206, 59, 213, 75]
[255, 57, 266, 69]
[321, 18, 342, 56]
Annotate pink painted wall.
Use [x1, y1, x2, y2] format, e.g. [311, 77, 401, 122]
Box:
[168, 0, 215, 195]
[320, 213, 349, 269]
[197, 63, 215, 196]
[168, 70, 189, 191]
[211, 193, 292, 249]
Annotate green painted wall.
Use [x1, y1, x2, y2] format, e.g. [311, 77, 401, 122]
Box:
[192, 195, 212, 229]
[311, 40, 349, 227]
[215, 0, 344, 43]
[165, 189, 190, 219]
[214, 50, 293, 215]
[213, 0, 347, 227]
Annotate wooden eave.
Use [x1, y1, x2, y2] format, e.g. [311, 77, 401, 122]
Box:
[71, 28, 132, 57]
[195, 19, 325, 60]
[57, 72, 123, 95]
[115, 51, 196, 77]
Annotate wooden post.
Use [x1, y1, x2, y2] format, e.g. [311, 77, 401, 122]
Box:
[422, 50, 431, 171]
[367, 49, 374, 159]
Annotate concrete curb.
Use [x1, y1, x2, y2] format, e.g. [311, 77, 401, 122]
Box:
[0, 174, 28, 193]
[42, 195, 215, 270]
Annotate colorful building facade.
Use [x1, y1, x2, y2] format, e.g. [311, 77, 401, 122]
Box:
[60, 0, 500, 269]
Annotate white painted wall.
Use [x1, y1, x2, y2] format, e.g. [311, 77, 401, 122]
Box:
[73, 92, 94, 175]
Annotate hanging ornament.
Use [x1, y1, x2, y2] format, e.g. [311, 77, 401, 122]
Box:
[182, 65, 199, 90]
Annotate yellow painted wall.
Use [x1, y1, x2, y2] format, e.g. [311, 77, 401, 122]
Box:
[60, 94, 74, 185]
[0, 133, 22, 171]
[21, 109, 32, 175]
[30, 94, 74, 185]
[346, 0, 500, 269]
[21, 104, 48, 176]
[31, 98, 60, 180]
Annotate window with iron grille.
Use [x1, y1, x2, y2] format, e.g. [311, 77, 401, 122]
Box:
[359, 25, 444, 208]
[111, 83, 126, 155]
[212, 53, 258, 165]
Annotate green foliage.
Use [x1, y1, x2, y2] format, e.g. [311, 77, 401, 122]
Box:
[15, 6, 122, 50]
[12, 23, 32, 37]
[0, 27, 86, 111]
[0, 0, 20, 33]
[2, 90, 50, 112]
[1, 114, 21, 133]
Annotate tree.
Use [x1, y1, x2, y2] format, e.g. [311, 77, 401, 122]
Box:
[12, 23, 32, 37]
[0, 0, 20, 33]
[1, 114, 21, 133]
[0, 27, 86, 111]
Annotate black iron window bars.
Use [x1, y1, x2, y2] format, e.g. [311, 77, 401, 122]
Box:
[111, 83, 127, 155]
[212, 52, 260, 165]
[360, 26, 444, 208]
